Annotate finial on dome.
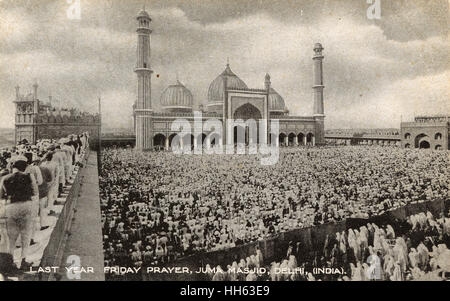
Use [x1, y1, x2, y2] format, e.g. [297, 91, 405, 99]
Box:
[137, 6, 150, 19]
[226, 57, 230, 67]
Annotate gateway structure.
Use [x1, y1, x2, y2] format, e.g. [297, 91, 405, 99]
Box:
[133, 9, 325, 151]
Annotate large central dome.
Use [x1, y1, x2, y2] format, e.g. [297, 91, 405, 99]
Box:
[207, 64, 248, 112]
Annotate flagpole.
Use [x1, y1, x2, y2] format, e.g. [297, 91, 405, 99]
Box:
[98, 97, 102, 152]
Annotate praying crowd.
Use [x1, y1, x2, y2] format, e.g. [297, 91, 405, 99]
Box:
[206, 210, 450, 281]
[0, 133, 89, 275]
[99, 145, 449, 272]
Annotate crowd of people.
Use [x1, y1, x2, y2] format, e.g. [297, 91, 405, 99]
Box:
[99, 145, 449, 272]
[205, 210, 450, 281]
[0, 133, 89, 276]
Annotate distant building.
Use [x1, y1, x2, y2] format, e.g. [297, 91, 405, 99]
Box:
[13, 82, 100, 146]
[401, 115, 449, 150]
[132, 9, 326, 151]
[325, 128, 400, 146]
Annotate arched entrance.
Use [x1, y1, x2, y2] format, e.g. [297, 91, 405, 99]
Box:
[182, 134, 195, 150]
[414, 134, 430, 149]
[288, 133, 296, 146]
[435, 145, 442, 150]
[196, 133, 206, 149]
[233, 103, 263, 145]
[279, 133, 287, 146]
[169, 133, 179, 148]
[153, 134, 166, 149]
[306, 133, 314, 145]
[297, 133, 305, 146]
[419, 141, 430, 149]
[233, 125, 246, 145]
[210, 133, 220, 147]
[233, 103, 262, 120]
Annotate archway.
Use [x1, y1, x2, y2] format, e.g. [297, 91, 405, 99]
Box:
[233, 125, 246, 145]
[279, 133, 287, 146]
[297, 133, 305, 146]
[196, 133, 206, 149]
[288, 133, 296, 146]
[233, 103, 262, 120]
[435, 145, 442, 150]
[419, 141, 430, 149]
[306, 133, 314, 145]
[404, 133, 411, 140]
[182, 134, 195, 150]
[435, 133, 442, 140]
[210, 133, 221, 146]
[414, 133, 429, 149]
[405, 143, 411, 148]
[168, 133, 179, 148]
[153, 134, 166, 149]
[233, 103, 262, 145]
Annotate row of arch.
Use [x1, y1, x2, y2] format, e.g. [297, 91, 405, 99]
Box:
[404, 132, 442, 140]
[404, 143, 443, 150]
[405, 133, 446, 149]
[153, 131, 316, 149]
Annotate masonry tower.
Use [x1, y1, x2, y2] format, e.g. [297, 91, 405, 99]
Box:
[134, 8, 153, 150]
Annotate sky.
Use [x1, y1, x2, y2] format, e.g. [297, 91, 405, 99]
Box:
[0, 0, 448, 129]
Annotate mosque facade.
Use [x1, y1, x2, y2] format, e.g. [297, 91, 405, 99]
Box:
[133, 9, 326, 151]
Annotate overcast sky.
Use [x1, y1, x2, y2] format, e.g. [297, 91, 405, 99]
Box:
[0, 0, 448, 129]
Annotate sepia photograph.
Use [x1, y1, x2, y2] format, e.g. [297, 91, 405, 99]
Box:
[0, 0, 449, 290]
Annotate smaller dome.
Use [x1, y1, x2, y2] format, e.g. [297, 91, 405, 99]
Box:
[137, 10, 150, 19]
[269, 88, 286, 112]
[160, 80, 193, 112]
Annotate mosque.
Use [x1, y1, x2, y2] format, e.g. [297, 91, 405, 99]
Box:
[133, 9, 326, 151]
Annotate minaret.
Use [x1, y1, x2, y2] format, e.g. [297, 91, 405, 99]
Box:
[264, 73, 271, 144]
[134, 8, 153, 151]
[313, 43, 324, 116]
[312, 43, 325, 145]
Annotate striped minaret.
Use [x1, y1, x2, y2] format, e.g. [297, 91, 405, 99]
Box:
[312, 43, 325, 145]
[134, 8, 153, 151]
[313, 43, 324, 116]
